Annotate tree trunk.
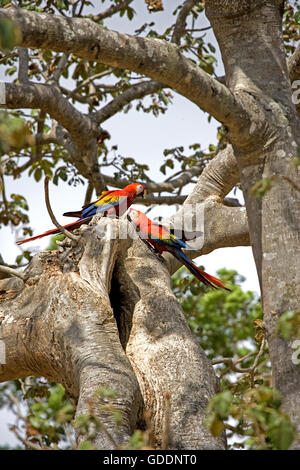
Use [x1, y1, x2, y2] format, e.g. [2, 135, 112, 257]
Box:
[206, 0, 300, 448]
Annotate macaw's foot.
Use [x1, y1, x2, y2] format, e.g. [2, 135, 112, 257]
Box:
[156, 253, 165, 264]
[141, 239, 164, 262]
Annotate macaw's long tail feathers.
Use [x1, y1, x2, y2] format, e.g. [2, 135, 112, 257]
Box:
[175, 250, 231, 291]
[16, 217, 91, 245]
[190, 264, 231, 291]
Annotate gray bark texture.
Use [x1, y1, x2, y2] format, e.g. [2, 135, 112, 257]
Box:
[0, 0, 299, 449]
[0, 217, 225, 449]
[206, 0, 300, 448]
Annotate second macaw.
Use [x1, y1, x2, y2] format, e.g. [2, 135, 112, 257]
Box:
[17, 183, 146, 245]
[127, 208, 230, 291]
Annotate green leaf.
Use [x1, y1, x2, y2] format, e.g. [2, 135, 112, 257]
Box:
[33, 167, 42, 182]
[79, 440, 94, 450]
[166, 159, 174, 169]
[208, 391, 233, 419]
[209, 416, 224, 437]
[54, 403, 75, 423]
[47, 383, 65, 410]
[251, 178, 274, 198]
[295, 10, 300, 23]
[268, 414, 296, 450]
[29, 415, 43, 430]
[276, 310, 300, 339]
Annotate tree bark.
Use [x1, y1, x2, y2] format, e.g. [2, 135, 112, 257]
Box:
[0, 217, 225, 449]
[206, 0, 300, 448]
[0, 6, 250, 133]
[0, 219, 142, 448]
[112, 224, 225, 449]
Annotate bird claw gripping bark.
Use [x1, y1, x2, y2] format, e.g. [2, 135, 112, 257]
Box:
[141, 239, 165, 264]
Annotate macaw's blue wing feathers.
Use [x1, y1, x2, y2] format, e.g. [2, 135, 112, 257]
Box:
[81, 198, 126, 218]
[152, 231, 195, 251]
[171, 229, 203, 242]
[127, 208, 230, 291]
[148, 221, 200, 251]
[17, 182, 146, 245]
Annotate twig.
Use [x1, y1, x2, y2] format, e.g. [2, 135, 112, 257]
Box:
[0, 264, 25, 281]
[212, 339, 266, 377]
[77, 0, 86, 17]
[249, 337, 266, 387]
[91, 0, 133, 22]
[172, 0, 198, 45]
[184, 26, 212, 33]
[94, 79, 164, 125]
[70, 68, 114, 96]
[44, 176, 82, 244]
[10, 426, 44, 450]
[52, 53, 69, 83]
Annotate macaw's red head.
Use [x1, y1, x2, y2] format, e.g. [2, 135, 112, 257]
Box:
[127, 208, 147, 226]
[125, 183, 147, 198]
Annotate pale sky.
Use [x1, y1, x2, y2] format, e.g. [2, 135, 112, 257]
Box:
[0, 1, 260, 447]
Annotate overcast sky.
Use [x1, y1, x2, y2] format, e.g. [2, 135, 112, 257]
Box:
[0, 1, 260, 447]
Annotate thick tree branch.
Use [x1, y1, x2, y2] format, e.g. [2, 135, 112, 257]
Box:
[140, 193, 241, 207]
[101, 159, 213, 194]
[0, 264, 25, 281]
[1, 82, 98, 154]
[94, 79, 165, 124]
[183, 144, 240, 204]
[0, 7, 250, 134]
[1, 82, 107, 194]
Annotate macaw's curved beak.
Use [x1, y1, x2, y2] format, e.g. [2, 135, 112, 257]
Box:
[142, 188, 147, 198]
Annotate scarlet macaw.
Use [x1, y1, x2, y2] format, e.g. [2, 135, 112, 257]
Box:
[127, 208, 230, 291]
[17, 183, 146, 245]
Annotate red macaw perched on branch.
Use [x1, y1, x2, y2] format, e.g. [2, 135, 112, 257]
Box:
[127, 208, 230, 291]
[17, 183, 146, 245]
